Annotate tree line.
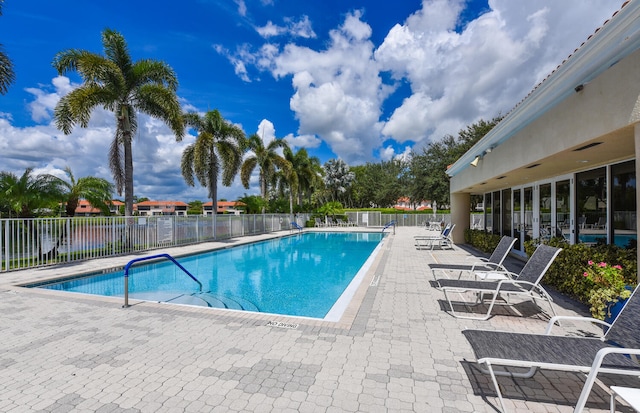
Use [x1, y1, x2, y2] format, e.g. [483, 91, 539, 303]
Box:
[0, 25, 500, 218]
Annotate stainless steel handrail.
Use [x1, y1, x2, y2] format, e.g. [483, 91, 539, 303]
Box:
[123, 253, 202, 308]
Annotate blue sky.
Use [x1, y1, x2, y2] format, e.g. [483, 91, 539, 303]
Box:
[0, 0, 623, 202]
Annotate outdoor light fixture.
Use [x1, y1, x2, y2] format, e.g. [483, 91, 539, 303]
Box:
[575, 84, 584, 92]
[470, 155, 481, 167]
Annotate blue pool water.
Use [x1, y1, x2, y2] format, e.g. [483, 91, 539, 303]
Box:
[34, 232, 385, 320]
[579, 233, 637, 247]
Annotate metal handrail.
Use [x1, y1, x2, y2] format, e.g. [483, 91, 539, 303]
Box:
[382, 220, 396, 234]
[123, 253, 202, 308]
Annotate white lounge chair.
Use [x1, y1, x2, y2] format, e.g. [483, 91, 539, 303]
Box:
[462, 284, 640, 413]
[415, 224, 455, 250]
[430, 236, 517, 281]
[436, 244, 562, 320]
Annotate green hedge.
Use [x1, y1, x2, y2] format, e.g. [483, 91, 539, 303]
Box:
[524, 238, 637, 304]
[463, 229, 503, 253]
[464, 229, 637, 306]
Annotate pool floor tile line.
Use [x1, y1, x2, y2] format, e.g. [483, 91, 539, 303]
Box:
[1, 227, 638, 412]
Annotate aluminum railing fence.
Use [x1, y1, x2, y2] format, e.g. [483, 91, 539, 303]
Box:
[0, 214, 310, 272]
[0, 212, 484, 272]
[344, 211, 461, 228]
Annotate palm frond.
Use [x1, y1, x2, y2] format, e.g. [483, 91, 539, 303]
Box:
[132, 59, 179, 91]
[101, 29, 132, 77]
[180, 145, 196, 187]
[0, 45, 15, 95]
[135, 84, 184, 139]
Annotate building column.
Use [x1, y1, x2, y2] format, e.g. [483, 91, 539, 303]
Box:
[450, 192, 471, 244]
[634, 124, 640, 284]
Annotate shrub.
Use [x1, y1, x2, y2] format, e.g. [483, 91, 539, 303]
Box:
[465, 232, 637, 310]
[463, 229, 502, 253]
[582, 260, 631, 320]
[524, 237, 637, 306]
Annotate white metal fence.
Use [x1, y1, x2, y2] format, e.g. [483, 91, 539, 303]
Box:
[0, 212, 482, 272]
[0, 214, 310, 272]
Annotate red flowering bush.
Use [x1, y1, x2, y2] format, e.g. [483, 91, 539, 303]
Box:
[583, 260, 632, 320]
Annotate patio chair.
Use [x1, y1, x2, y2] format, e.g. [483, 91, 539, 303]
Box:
[462, 284, 640, 413]
[430, 236, 516, 281]
[415, 224, 455, 250]
[436, 244, 562, 320]
[314, 217, 324, 227]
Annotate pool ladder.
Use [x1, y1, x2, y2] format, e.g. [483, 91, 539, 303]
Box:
[122, 253, 202, 308]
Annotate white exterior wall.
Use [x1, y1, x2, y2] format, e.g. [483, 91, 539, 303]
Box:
[451, 47, 640, 195]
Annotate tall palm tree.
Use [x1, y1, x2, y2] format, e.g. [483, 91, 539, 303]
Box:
[0, 0, 15, 94]
[0, 168, 65, 218]
[52, 28, 184, 216]
[181, 109, 245, 236]
[58, 166, 114, 217]
[240, 134, 291, 213]
[275, 147, 300, 216]
[288, 148, 323, 209]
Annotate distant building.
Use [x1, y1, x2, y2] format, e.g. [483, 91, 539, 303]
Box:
[135, 200, 188, 216]
[108, 200, 124, 215]
[73, 199, 123, 216]
[393, 197, 432, 211]
[203, 201, 246, 216]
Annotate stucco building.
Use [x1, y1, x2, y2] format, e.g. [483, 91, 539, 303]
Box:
[447, 1, 639, 266]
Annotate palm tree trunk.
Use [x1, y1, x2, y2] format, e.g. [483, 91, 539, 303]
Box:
[261, 175, 267, 214]
[122, 107, 134, 217]
[289, 192, 294, 223]
[211, 184, 218, 239]
[124, 139, 134, 217]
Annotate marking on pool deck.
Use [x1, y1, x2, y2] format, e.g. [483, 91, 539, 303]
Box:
[370, 274, 381, 287]
[267, 321, 299, 329]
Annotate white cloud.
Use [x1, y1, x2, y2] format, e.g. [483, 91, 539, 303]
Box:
[267, 11, 387, 164]
[256, 118, 276, 143]
[224, 0, 620, 164]
[256, 15, 316, 39]
[283, 133, 321, 150]
[0, 76, 265, 202]
[234, 0, 247, 17]
[377, 0, 620, 146]
[379, 144, 412, 162]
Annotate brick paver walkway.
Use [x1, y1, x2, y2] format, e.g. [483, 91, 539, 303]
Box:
[1, 227, 637, 412]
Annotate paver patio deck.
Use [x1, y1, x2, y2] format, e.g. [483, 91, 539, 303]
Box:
[0, 227, 638, 412]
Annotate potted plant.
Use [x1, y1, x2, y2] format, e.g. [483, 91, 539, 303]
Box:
[583, 260, 633, 322]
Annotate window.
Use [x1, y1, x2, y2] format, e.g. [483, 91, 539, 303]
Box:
[576, 167, 606, 244]
[611, 160, 636, 248]
[555, 180, 571, 240]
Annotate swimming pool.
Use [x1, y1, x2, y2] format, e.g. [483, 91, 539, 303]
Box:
[31, 232, 386, 320]
[579, 233, 637, 247]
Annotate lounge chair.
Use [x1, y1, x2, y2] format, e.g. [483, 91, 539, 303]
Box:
[436, 244, 562, 320]
[430, 236, 517, 281]
[462, 284, 640, 413]
[415, 224, 455, 250]
[314, 217, 324, 227]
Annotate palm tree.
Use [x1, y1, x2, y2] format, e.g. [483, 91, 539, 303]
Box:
[181, 110, 245, 236]
[240, 134, 291, 213]
[52, 28, 184, 216]
[58, 166, 114, 217]
[0, 168, 65, 218]
[275, 147, 299, 216]
[288, 148, 323, 209]
[0, 0, 15, 94]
